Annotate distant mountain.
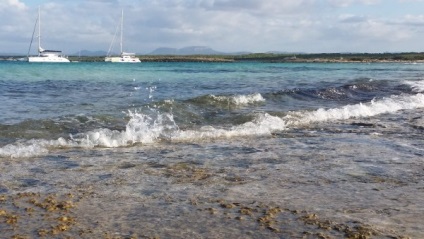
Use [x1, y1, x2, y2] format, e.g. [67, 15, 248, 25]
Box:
[149, 46, 223, 55]
[179, 46, 222, 55]
[71, 50, 108, 56]
[149, 47, 178, 55]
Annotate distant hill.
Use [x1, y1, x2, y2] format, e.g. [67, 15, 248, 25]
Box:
[149, 46, 224, 55]
[149, 47, 178, 55]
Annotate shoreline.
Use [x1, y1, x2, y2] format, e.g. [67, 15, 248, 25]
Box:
[2, 52, 424, 63]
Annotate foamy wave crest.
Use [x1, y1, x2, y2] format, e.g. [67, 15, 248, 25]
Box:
[72, 110, 178, 147]
[2, 94, 423, 158]
[404, 81, 424, 93]
[0, 138, 70, 158]
[212, 93, 265, 106]
[174, 113, 286, 141]
[0, 110, 178, 158]
[287, 93, 424, 125]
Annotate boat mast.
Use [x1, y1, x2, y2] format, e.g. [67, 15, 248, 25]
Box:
[27, 7, 39, 58]
[120, 9, 123, 54]
[38, 6, 41, 56]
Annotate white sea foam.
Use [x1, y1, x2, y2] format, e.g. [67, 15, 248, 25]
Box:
[0, 138, 70, 158]
[1, 93, 423, 158]
[72, 110, 178, 148]
[0, 110, 177, 158]
[174, 113, 286, 141]
[289, 93, 424, 125]
[0, 142, 49, 158]
[211, 93, 265, 106]
[405, 80, 424, 93]
[231, 93, 265, 105]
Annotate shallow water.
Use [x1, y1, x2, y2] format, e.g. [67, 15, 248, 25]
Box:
[0, 61, 423, 238]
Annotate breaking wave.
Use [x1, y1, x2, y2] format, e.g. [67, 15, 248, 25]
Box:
[1, 93, 423, 158]
[405, 80, 424, 93]
[212, 93, 266, 105]
[188, 93, 265, 107]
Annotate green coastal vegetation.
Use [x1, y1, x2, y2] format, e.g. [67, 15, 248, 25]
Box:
[2, 52, 424, 63]
[51, 52, 424, 63]
[232, 52, 424, 63]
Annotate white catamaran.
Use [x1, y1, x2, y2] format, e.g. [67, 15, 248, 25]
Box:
[105, 10, 140, 63]
[27, 7, 70, 63]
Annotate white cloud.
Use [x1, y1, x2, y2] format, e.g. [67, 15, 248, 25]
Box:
[0, 0, 30, 49]
[399, 0, 424, 2]
[0, 0, 27, 11]
[1, 0, 424, 54]
[328, 0, 381, 7]
[401, 14, 424, 26]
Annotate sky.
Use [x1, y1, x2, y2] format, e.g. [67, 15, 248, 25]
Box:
[1, 0, 424, 55]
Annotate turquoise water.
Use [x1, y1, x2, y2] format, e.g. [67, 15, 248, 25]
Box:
[0, 61, 423, 238]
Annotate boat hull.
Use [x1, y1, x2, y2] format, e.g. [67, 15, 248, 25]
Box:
[105, 56, 141, 63]
[28, 56, 70, 63]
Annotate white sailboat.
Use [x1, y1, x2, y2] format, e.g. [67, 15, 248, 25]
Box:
[27, 7, 70, 63]
[105, 9, 140, 63]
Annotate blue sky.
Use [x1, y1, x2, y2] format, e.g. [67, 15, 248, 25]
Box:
[1, 0, 424, 54]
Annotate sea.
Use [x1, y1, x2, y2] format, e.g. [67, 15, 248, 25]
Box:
[0, 61, 423, 238]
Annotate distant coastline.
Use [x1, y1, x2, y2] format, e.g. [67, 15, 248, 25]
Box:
[2, 52, 424, 63]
